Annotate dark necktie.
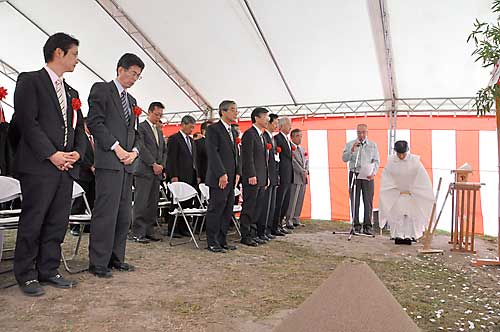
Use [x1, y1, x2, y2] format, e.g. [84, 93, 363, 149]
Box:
[120, 90, 130, 126]
[186, 135, 192, 154]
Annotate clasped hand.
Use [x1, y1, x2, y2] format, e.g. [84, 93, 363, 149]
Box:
[115, 145, 137, 165]
[49, 151, 80, 171]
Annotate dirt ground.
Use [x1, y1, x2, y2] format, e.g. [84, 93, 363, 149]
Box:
[0, 220, 499, 332]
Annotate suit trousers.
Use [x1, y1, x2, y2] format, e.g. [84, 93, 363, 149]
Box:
[287, 183, 306, 225]
[132, 175, 161, 237]
[273, 183, 291, 231]
[348, 171, 374, 230]
[89, 168, 133, 268]
[258, 185, 277, 234]
[14, 172, 73, 283]
[206, 185, 234, 247]
[240, 184, 266, 240]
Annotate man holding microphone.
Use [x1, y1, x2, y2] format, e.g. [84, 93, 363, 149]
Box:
[342, 124, 379, 235]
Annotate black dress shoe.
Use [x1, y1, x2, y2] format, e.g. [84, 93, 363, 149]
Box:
[70, 229, 81, 237]
[19, 280, 45, 297]
[253, 237, 266, 244]
[363, 228, 373, 235]
[266, 233, 276, 239]
[285, 224, 295, 230]
[222, 244, 238, 250]
[40, 274, 77, 289]
[207, 245, 226, 253]
[130, 236, 150, 244]
[241, 238, 259, 247]
[145, 234, 162, 242]
[280, 227, 290, 234]
[271, 230, 285, 236]
[89, 265, 113, 278]
[109, 261, 135, 272]
[259, 235, 270, 242]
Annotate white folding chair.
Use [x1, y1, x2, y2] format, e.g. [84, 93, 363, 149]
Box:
[61, 182, 92, 274]
[167, 182, 206, 248]
[0, 176, 22, 287]
[196, 183, 241, 239]
[157, 181, 172, 227]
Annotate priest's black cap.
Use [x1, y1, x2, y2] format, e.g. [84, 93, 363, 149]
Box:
[394, 140, 409, 154]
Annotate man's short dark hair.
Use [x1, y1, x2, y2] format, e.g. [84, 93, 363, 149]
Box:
[269, 113, 278, 123]
[148, 101, 164, 112]
[200, 120, 213, 133]
[117, 53, 145, 75]
[290, 128, 302, 137]
[43, 33, 79, 63]
[251, 107, 269, 124]
[181, 115, 196, 125]
[218, 100, 236, 117]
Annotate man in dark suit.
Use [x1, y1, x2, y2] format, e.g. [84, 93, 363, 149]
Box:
[166, 115, 199, 236]
[195, 120, 213, 183]
[273, 116, 294, 234]
[240, 107, 269, 246]
[131, 102, 167, 243]
[70, 118, 95, 236]
[87, 53, 144, 278]
[259, 113, 281, 239]
[204, 101, 240, 253]
[11, 33, 86, 296]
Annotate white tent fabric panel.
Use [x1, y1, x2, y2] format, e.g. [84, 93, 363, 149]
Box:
[388, 0, 497, 99]
[115, 0, 292, 107]
[248, 0, 384, 103]
[4, 0, 195, 113]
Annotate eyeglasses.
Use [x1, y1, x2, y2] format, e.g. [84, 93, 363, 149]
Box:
[127, 69, 142, 80]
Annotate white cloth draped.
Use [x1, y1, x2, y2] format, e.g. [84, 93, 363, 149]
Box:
[379, 154, 434, 239]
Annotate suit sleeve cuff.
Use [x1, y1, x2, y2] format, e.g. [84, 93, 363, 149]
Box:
[110, 141, 119, 150]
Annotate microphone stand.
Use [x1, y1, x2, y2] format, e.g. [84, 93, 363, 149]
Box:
[333, 140, 375, 241]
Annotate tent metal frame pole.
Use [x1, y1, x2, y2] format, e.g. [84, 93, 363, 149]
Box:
[95, 0, 212, 115]
[378, 0, 398, 154]
[242, 0, 298, 105]
[160, 97, 477, 124]
[5, 1, 106, 82]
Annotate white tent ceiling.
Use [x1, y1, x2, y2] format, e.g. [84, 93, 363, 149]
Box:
[0, 0, 497, 121]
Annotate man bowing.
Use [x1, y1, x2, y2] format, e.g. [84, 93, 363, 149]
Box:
[11, 33, 86, 296]
[87, 53, 144, 278]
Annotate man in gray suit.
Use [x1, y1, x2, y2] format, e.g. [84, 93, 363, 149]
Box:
[131, 102, 166, 243]
[287, 129, 308, 228]
[87, 53, 144, 278]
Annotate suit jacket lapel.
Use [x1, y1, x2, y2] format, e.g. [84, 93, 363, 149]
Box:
[178, 132, 192, 156]
[110, 82, 127, 123]
[39, 69, 64, 125]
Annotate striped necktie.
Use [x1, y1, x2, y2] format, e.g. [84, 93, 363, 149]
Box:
[55, 79, 67, 146]
[120, 90, 130, 126]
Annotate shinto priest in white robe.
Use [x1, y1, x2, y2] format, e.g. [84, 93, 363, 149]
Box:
[379, 153, 434, 239]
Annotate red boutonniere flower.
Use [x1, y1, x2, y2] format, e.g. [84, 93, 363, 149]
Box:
[291, 145, 297, 151]
[71, 98, 82, 110]
[266, 143, 272, 150]
[304, 151, 308, 157]
[0, 86, 7, 100]
[276, 146, 282, 153]
[235, 137, 241, 145]
[133, 106, 143, 117]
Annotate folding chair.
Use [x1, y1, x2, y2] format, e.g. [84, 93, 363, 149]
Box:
[157, 181, 172, 227]
[167, 182, 206, 249]
[61, 182, 92, 274]
[196, 183, 241, 240]
[0, 176, 22, 288]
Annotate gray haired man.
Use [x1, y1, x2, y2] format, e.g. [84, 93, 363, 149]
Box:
[342, 124, 379, 235]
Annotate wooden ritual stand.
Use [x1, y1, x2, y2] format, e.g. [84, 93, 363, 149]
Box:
[449, 181, 482, 253]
